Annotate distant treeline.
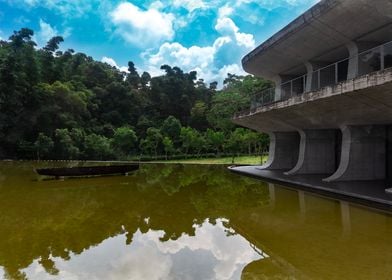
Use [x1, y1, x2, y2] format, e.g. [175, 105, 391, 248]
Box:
[0, 28, 272, 160]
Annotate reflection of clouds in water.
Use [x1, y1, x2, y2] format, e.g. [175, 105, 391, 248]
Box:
[153, 219, 261, 280]
[21, 219, 263, 280]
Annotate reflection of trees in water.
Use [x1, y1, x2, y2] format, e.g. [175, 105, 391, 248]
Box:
[0, 171, 4, 189]
[0, 163, 269, 279]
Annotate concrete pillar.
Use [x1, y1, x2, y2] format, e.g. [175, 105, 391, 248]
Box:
[346, 41, 359, 80]
[268, 183, 276, 207]
[271, 76, 282, 102]
[258, 131, 300, 170]
[324, 125, 386, 182]
[304, 62, 314, 92]
[271, 75, 299, 101]
[285, 129, 338, 175]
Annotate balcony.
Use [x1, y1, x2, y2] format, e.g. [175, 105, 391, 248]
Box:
[235, 41, 392, 118]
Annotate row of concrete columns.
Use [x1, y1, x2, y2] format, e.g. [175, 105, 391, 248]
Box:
[261, 125, 390, 182]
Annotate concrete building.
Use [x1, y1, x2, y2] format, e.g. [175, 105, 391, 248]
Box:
[230, 0, 392, 207]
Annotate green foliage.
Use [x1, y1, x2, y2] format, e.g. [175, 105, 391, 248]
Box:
[84, 134, 113, 160]
[178, 127, 207, 156]
[162, 136, 175, 159]
[0, 28, 270, 160]
[126, 61, 140, 88]
[140, 128, 163, 158]
[160, 116, 182, 144]
[54, 129, 79, 159]
[112, 127, 138, 157]
[205, 129, 225, 155]
[207, 91, 247, 131]
[34, 133, 54, 160]
[44, 36, 64, 53]
[190, 101, 208, 130]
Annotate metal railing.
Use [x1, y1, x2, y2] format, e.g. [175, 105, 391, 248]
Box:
[235, 40, 392, 118]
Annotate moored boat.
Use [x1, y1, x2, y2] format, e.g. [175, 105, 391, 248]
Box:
[35, 164, 139, 178]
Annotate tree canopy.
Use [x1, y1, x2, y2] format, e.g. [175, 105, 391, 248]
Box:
[0, 28, 271, 160]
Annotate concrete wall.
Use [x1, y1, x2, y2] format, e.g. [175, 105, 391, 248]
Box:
[286, 129, 338, 175]
[243, 0, 392, 79]
[324, 126, 386, 182]
[233, 68, 392, 133]
[259, 132, 300, 170]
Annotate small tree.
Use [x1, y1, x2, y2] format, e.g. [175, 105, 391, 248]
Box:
[84, 133, 113, 160]
[34, 133, 54, 160]
[162, 136, 174, 160]
[141, 128, 162, 158]
[226, 129, 245, 163]
[112, 126, 138, 158]
[54, 129, 79, 160]
[180, 127, 196, 155]
[205, 129, 225, 156]
[160, 116, 182, 145]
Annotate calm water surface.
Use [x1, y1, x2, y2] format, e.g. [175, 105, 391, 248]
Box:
[1, 162, 392, 280]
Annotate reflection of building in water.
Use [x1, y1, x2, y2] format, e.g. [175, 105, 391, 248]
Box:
[234, 184, 392, 279]
[0, 172, 5, 188]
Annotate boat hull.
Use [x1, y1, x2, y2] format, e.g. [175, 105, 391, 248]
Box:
[35, 164, 139, 177]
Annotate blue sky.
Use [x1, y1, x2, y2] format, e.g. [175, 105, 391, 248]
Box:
[0, 0, 318, 86]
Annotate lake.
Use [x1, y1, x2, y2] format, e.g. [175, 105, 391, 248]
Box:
[0, 162, 392, 280]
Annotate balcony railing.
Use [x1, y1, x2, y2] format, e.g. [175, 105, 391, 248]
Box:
[235, 40, 392, 118]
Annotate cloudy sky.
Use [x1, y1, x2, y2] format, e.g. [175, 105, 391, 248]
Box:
[0, 0, 318, 86]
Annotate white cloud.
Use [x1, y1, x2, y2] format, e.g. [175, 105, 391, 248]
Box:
[148, 43, 215, 69]
[218, 64, 248, 79]
[173, 0, 206, 12]
[149, 1, 164, 10]
[110, 2, 175, 48]
[143, 15, 254, 87]
[215, 17, 255, 48]
[13, 0, 95, 17]
[101, 56, 128, 72]
[37, 19, 57, 45]
[101, 56, 118, 67]
[226, 0, 318, 10]
[218, 5, 234, 18]
[37, 19, 72, 46]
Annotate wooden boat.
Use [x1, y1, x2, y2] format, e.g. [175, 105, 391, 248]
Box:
[35, 164, 139, 178]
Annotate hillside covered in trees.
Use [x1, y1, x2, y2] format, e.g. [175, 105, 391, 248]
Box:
[0, 28, 271, 160]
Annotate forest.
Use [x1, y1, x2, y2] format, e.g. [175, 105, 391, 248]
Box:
[0, 28, 271, 160]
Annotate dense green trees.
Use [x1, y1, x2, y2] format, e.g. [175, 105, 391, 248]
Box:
[0, 28, 270, 160]
[112, 127, 138, 157]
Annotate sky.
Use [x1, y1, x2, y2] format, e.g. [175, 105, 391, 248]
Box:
[0, 0, 318, 86]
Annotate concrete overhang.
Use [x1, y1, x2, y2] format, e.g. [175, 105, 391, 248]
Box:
[233, 68, 392, 132]
[243, 0, 392, 79]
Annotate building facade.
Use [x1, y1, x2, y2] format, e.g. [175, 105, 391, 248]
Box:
[233, 0, 392, 184]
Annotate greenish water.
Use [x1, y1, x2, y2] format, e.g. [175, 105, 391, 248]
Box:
[1, 162, 392, 280]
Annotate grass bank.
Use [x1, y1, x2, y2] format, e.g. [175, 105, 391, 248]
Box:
[152, 155, 268, 165]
